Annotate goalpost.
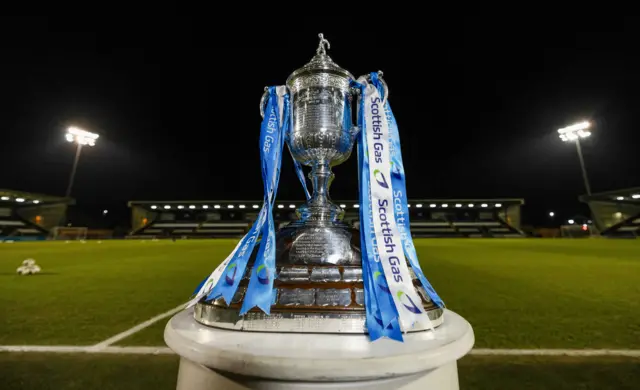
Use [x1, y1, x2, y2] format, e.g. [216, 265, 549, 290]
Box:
[51, 226, 88, 241]
[559, 224, 600, 238]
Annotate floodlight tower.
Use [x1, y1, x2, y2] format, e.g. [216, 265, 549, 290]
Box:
[65, 126, 99, 198]
[558, 121, 592, 195]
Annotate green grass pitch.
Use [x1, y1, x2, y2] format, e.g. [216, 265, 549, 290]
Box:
[1, 238, 639, 389]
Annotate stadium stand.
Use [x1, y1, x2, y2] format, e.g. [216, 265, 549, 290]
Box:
[580, 187, 640, 238]
[0, 189, 72, 241]
[128, 199, 524, 238]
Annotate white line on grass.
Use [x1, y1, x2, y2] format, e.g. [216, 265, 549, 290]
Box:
[0, 345, 174, 355]
[92, 303, 186, 349]
[1, 346, 640, 357]
[471, 349, 640, 357]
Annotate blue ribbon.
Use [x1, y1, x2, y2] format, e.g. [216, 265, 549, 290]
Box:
[370, 73, 444, 308]
[241, 91, 289, 314]
[206, 87, 283, 305]
[354, 79, 403, 341]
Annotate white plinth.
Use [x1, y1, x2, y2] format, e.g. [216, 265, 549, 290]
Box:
[164, 308, 474, 390]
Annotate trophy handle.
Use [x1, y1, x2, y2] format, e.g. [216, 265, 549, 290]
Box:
[357, 71, 389, 105]
[376, 71, 389, 106]
[259, 87, 269, 118]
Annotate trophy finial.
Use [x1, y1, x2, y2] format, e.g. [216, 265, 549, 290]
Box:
[316, 33, 330, 55]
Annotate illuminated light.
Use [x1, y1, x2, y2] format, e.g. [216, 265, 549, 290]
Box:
[277, 205, 284, 209]
[632, 194, 640, 199]
[151, 205, 157, 209]
[549, 212, 555, 217]
[66, 126, 99, 146]
[568, 219, 575, 224]
[408, 204, 411, 208]
[16, 198, 25, 203]
[35, 215, 42, 223]
[339, 204, 346, 208]
[1, 196, 9, 201]
[102, 210, 108, 215]
[468, 203, 474, 207]
[239, 205, 246, 209]
[558, 121, 590, 133]
[353, 204, 360, 208]
[617, 196, 624, 201]
[481, 203, 488, 208]
[202, 205, 209, 209]
[189, 205, 196, 209]
[455, 204, 462, 208]
[558, 121, 591, 142]
[578, 130, 591, 138]
[442, 204, 448, 208]
[164, 205, 171, 209]
[290, 204, 297, 209]
[430, 204, 437, 208]
[614, 212, 622, 219]
[33, 200, 40, 204]
[416, 204, 423, 208]
[252, 205, 259, 209]
[495, 203, 502, 208]
[582, 224, 588, 231]
[587, 220, 592, 224]
[228, 205, 235, 209]
[214, 205, 221, 209]
[177, 205, 184, 209]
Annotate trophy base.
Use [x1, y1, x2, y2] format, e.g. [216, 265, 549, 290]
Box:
[194, 300, 444, 333]
[193, 220, 445, 334]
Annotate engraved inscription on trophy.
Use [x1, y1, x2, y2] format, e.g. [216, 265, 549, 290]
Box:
[289, 230, 350, 264]
[295, 88, 344, 134]
[291, 234, 330, 262]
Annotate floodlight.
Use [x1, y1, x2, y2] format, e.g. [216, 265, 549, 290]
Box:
[66, 126, 99, 146]
[557, 121, 591, 141]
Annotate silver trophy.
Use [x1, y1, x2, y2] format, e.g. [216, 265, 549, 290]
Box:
[195, 34, 444, 333]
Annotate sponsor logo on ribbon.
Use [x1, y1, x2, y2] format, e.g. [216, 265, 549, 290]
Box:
[224, 263, 238, 285]
[256, 264, 270, 285]
[373, 169, 389, 189]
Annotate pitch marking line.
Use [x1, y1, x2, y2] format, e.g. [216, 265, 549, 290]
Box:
[470, 349, 640, 357]
[1, 346, 639, 357]
[92, 303, 186, 349]
[0, 346, 175, 355]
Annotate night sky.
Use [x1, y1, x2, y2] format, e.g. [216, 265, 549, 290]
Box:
[1, 17, 639, 227]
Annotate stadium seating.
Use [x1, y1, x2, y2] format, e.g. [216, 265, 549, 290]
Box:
[581, 188, 640, 238]
[0, 190, 70, 241]
[129, 199, 525, 238]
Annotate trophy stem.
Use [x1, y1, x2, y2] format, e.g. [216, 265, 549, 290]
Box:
[310, 162, 333, 205]
[297, 162, 343, 223]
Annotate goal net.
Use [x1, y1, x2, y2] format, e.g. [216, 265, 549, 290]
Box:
[560, 224, 599, 238]
[51, 226, 88, 241]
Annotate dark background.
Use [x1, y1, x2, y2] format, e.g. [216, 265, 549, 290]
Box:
[1, 16, 638, 228]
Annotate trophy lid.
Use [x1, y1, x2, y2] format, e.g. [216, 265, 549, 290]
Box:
[286, 34, 354, 86]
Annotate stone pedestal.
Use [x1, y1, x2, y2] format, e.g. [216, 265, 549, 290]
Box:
[164, 309, 474, 390]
